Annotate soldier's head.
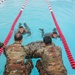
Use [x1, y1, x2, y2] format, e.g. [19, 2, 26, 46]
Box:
[14, 32, 23, 43]
[43, 36, 52, 45]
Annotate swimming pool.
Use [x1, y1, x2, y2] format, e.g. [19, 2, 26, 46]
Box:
[0, 0, 75, 75]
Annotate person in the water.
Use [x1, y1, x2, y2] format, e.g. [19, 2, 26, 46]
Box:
[39, 28, 60, 39]
[18, 23, 31, 38]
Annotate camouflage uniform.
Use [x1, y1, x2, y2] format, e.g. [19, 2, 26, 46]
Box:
[18, 23, 31, 36]
[25, 59, 34, 75]
[4, 41, 33, 75]
[36, 60, 47, 75]
[27, 41, 67, 75]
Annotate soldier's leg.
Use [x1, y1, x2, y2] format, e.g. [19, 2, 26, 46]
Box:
[19, 23, 22, 28]
[39, 28, 44, 37]
[24, 23, 31, 36]
[36, 60, 47, 75]
[53, 28, 57, 32]
[25, 59, 34, 75]
[24, 23, 31, 32]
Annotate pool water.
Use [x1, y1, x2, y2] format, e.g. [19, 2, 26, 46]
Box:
[0, 0, 75, 75]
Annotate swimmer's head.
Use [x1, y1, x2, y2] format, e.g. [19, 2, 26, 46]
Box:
[52, 32, 58, 38]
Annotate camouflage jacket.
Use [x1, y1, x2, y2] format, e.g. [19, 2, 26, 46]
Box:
[27, 41, 67, 75]
[4, 41, 33, 75]
[34, 44, 67, 75]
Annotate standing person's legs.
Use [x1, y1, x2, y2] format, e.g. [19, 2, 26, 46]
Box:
[36, 60, 47, 75]
[25, 59, 34, 75]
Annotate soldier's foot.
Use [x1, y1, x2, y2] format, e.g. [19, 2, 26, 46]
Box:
[19, 23, 22, 28]
[53, 28, 57, 32]
[24, 23, 28, 28]
[24, 23, 30, 30]
[39, 28, 44, 32]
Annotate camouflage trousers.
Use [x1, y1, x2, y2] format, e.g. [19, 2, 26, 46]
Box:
[4, 63, 26, 75]
[4, 59, 33, 75]
[36, 60, 67, 75]
[36, 60, 47, 75]
[25, 59, 34, 75]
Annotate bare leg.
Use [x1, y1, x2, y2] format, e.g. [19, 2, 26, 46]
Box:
[39, 28, 44, 37]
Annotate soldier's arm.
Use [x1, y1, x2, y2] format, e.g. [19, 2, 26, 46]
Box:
[25, 31, 31, 38]
[24, 46, 35, 58]
[24, 45, 43, 58]
[33, 48, 44, 58]
[26, 45, 44, 58]
[56, 46, 62, 59]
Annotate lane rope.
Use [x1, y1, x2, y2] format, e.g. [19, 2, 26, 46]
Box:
[0, 0, 6, 5]
[0, 0, 28, 55]
[46, 0, 75, 69]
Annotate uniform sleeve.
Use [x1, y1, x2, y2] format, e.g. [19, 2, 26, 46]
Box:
[33, 48, 44, 58]
[24, 46, 35, 58]
[24, 46, 29, 51]
[56, 46, 62, 59]
[58, 47, 62, 58]
[3, 45, 11, 57]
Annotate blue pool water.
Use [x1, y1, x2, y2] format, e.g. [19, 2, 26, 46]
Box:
[0, 0, 75, 75]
